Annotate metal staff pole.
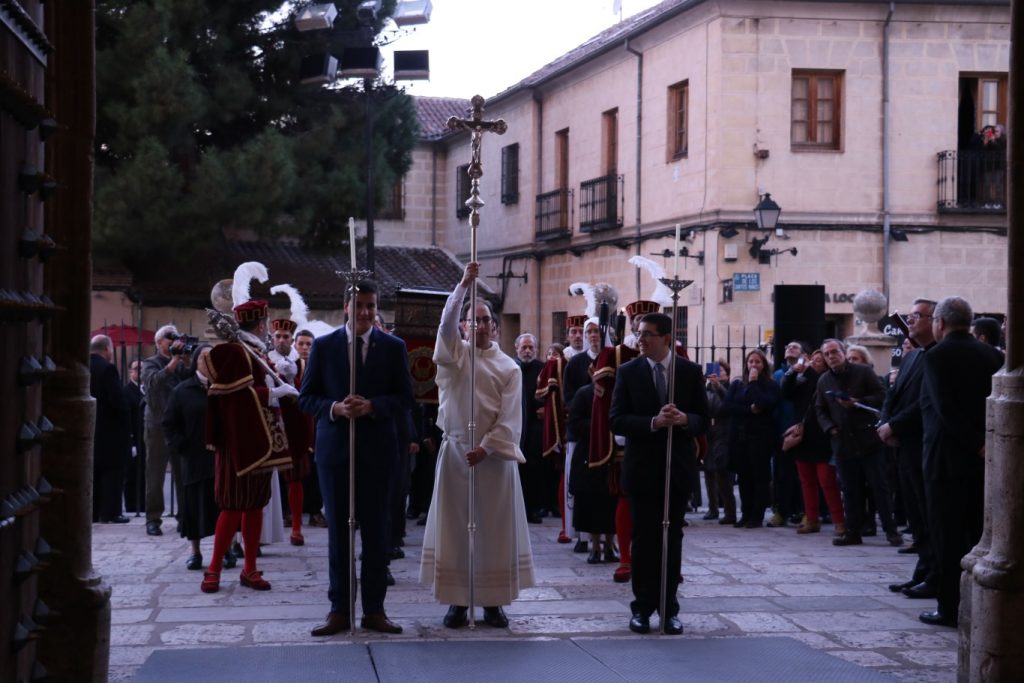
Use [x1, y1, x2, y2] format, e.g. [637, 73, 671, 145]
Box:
[339, 267, 373, 635]
[447, 95, 507, 629]
[657, 274, 692, 634]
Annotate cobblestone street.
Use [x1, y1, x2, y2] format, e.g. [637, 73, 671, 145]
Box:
[95, 501, 957, 682]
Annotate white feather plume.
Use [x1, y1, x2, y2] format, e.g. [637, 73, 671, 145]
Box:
[568, 281, 597, 318]
[270, 284, 310, 327]
[628, 255, 674, 307]
[231, 261, 269, 308]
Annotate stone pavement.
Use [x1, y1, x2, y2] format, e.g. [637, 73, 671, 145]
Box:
[94, 507, 957, 682]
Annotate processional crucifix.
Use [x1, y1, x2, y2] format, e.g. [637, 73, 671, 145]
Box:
[446, 95, 506, 629]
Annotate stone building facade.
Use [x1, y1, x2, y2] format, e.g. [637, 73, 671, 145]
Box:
[383, 0, 1010, 364]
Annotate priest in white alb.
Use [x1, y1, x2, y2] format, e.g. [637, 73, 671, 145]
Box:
[420, 262, 535, 629]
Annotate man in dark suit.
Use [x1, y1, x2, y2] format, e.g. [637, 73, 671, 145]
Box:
[877, 298, 938, 598]
[609, 312, 707, 635]
[514, 333, 545, 524]
[90, 335, 131, 523]
[123, 359, 146, 514]
[299, 281, 413, 636]
[918, 296, 1003, 627]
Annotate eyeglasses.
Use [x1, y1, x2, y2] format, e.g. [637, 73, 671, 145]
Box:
[463, 316, 492, 325]
[908, 312, 932, 321]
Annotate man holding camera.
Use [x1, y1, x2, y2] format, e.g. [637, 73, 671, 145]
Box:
[141, 325, 193, 536]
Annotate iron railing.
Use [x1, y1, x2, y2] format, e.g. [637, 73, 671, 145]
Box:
[579, 173, 623, 233]
[937, 149, 1007, 213]
[535, 187, 573, 240]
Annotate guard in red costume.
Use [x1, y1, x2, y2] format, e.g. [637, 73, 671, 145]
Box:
[536, 315, 582, 544]
[591, 300, 660, 583]
[201, 267, 298, 594]
[270, 317, 314, 546]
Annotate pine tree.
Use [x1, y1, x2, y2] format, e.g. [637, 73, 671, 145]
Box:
[94, 0, 419, 265]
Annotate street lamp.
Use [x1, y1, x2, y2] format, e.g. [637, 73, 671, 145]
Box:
[753, 192, 781, 231]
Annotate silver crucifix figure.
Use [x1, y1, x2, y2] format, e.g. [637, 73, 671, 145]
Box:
[446, 94, 506, 628]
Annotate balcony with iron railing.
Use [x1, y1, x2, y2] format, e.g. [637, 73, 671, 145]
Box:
[535, 188, 573, 241]
[937, 149, 1007, 213]
[579, 173, 623, 233]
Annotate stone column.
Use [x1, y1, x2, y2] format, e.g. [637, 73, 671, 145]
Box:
[36, 3, 112, 682]
[962, 1, 1024, 680]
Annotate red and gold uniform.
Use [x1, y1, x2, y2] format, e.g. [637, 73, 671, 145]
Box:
[201, 298, 292, 594]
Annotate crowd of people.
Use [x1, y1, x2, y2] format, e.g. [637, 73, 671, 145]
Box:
[88, 257, 1004, 636]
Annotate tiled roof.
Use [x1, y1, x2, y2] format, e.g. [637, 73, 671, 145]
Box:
[106, 240, 472, 309]
[414, 96, 472, 140]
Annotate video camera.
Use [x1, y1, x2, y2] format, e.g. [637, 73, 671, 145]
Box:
[169, 333, 200, 356]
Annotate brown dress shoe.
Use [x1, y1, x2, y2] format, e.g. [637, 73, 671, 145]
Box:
[311, 612, 351, 637]
[361, 613, 403, 634]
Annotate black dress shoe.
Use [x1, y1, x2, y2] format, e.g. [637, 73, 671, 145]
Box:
[483, 606, 509, 628]
[603, 548, 619, 563]
[222, 552, 237, 570]
[443, 605, 468, 629]
[902, 582, 938, 599]
[744, 519, 763, 528]
[663, 615, 684, 635]
[628, 614, 650, 634]
[231, 542, 245, 559]
[311, 612, 351, 636]
[389, 547, 405, 560]
[919, 610, 956, 627]
[719, 517, 737, 525]
[587, 551, 602, 564]
[186, 553, 203, 571]
[573, 540, 588, 553]
[888, 579, 916, 593]
[145, 521, 162, 536]
[702, 511, 719, 521]
[733, 518, 747, 528]
[526, 514, 543, 524]
[361, 613, 403, 634]
[898, 544, 920, 554]
[105, 515, 131, 524]
[832, 533, 863, 546]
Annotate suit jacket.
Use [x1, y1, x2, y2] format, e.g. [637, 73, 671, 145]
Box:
[609, 354, 708, 496]
[562, 350, 594, 407]
[298, 327, 413, 483]
[90, 354, 131, 470]
[517, 358, 544, 456]
[920, 330, 1003, 482]
[879, 345, 932, 458]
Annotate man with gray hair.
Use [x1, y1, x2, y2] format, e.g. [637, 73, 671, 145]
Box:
[816, 338, 900, 548]
[141, 324, 190, 535]
[90, 334, 131, 523]
[918, 296, 1003, 627]
[514, 333, 545, 524]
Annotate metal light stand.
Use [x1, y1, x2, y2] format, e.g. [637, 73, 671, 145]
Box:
[338, 268, 373, 635]
[657, 275, 692, 634]
[446, 95, 506, 628]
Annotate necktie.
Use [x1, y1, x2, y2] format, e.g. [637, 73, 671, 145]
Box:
[654, 362, 667, 404]
[355, 336, 365, 380]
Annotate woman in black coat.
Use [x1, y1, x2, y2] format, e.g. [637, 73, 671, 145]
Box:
[724, 349, 780, 528]
[163, 345, 233, 571]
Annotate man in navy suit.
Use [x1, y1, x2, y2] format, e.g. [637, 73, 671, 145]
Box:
[609, 312, 707, 635]
[299, 281, 413, 636]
